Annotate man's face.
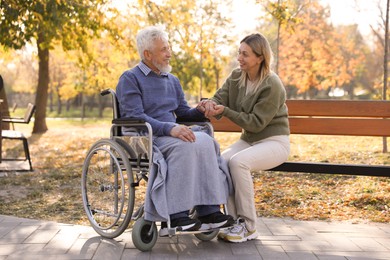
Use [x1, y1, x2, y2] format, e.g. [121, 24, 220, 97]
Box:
[147, 38, 172, 73]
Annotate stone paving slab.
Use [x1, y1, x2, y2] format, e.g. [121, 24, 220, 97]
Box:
[0, 214, 389, 259]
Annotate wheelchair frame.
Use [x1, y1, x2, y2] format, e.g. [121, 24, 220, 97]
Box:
[81, 89, 224, 251]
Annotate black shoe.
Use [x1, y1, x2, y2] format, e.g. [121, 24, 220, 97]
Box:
[198, 211, 235, 230]
[159, 217, 201, 236]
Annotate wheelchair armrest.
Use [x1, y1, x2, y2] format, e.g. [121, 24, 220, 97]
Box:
[112, 117, 145, 124]
[111, 117, 150, 137]
[100, 89, 112, 96]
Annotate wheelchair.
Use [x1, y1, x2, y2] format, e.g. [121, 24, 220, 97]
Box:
[81, 89, 225, 251]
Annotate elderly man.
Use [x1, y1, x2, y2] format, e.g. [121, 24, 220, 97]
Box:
[116, 25, 233, 236]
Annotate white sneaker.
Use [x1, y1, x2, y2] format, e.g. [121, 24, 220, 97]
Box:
[218, 218, 242, 240]
[217, 226, 232, 240]
[223, 222, 258, 243]
[217, 217, 241, 240]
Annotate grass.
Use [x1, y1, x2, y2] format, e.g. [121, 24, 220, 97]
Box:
[0, 118, 389, 226]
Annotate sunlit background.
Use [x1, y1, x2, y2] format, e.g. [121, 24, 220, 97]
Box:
[0, 0, 388, 122]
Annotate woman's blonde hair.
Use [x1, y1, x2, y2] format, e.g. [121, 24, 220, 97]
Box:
[238, 33, 273, 93]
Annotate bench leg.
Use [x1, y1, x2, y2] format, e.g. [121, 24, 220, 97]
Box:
[22, 138, 33, 171]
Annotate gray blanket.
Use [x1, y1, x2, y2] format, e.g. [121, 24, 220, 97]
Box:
[143, 130, 233, 222]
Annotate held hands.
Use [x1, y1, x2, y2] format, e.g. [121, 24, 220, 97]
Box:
[171, 99, 224, 141]
[173, 99, 224, 141]
[197, 100, 224, 118]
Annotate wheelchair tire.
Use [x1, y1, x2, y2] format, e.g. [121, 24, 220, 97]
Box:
[194, 230, 219, 241]
[132, 217, 158, 252]
[81, 138, 135, 238]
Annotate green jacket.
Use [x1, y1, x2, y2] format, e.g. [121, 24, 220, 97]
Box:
[211, 68, 290, 143]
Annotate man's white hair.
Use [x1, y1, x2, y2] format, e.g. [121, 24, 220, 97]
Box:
[136, 25, 169, 60]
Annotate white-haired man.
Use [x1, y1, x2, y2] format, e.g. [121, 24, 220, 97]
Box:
[116, 25, 233, 236]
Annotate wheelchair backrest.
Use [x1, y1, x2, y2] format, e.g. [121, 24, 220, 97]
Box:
[101, 88, 120, 120]
[101, 88, 122, 136]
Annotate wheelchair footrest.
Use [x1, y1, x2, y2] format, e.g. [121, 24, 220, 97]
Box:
[159, 226, 225, 237]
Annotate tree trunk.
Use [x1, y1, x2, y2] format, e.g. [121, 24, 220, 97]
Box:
[383, 0, 389, 153]
[66, 99, 71, 111]
[49, 88, 53, 112]
[0, 75, 11, 130]
[276, 20, 281, 74]
[33, 32, 49, 133]
[56, 84, 62, 115]
[275, 0, 282, 75]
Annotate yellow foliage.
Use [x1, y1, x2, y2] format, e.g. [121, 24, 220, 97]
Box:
[278, 1, 366, 97]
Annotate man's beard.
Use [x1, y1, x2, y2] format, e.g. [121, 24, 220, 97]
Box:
[152, 59, 172, 73]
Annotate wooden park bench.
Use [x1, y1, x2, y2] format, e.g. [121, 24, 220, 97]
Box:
[1, 103, 35, 171]
[209, 100, 390, 177]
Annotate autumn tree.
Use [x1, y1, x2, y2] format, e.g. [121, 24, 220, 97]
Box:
[0, 74, 9, 130]
[131, 0, 234, 99]
[45, 10, 140, 118]
[48, 44, 79, 114]
[0, 47, 26, 126]
[277, 1, 364, 99]
[0, 45, 38, 128]
[0, 0, 118, 133]
[333, 25, 366, 99]
[385, 0, 389, 103]
[261, 0, 305, 74]
[277, 1, 333, 98]
[350, 0, 389, 152]
[0, 47, 14, 125]
[367, 0, 390, 152]
[384, 0, 389, 152]
[73, 33, 138, 117]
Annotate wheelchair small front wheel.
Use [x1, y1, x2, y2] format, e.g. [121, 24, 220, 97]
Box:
[194, 230, 219, 241]
[132, 217, 157, 252]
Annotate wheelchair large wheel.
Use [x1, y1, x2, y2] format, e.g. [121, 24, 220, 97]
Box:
[81, 138, 134, 238]
[132, 217, 158, 251]
[114, 137, 149, 220]
[195, 230, 219, 241]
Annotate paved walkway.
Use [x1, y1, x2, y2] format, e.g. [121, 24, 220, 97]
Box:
[0, 214, 389, 260]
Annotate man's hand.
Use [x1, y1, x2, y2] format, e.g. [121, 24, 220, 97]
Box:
[196, 102, 206, 113]
[170, 125, 196, 142]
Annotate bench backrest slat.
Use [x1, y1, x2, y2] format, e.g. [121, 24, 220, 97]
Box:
[210, 117, 390, 136]
[289, 118, 390, 136]
[210, 100, 390, 136]
[286, 100, 390, 117]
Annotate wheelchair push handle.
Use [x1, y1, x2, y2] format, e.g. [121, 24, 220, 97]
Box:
[101, 89, 113, 96]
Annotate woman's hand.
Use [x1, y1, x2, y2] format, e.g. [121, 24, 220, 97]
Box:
[210, 105, 224, 117]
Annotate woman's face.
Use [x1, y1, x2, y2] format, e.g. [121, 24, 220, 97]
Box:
[237, 42, 262, 77]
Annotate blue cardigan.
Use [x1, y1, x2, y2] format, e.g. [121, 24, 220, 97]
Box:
[116, 62, 204, 136]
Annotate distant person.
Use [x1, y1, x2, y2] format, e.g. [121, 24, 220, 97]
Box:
[115, 25, 234, 236]
[199, 33, 290, 242]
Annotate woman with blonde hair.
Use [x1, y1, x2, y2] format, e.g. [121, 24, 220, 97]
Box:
[199, 33, 290, 243]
